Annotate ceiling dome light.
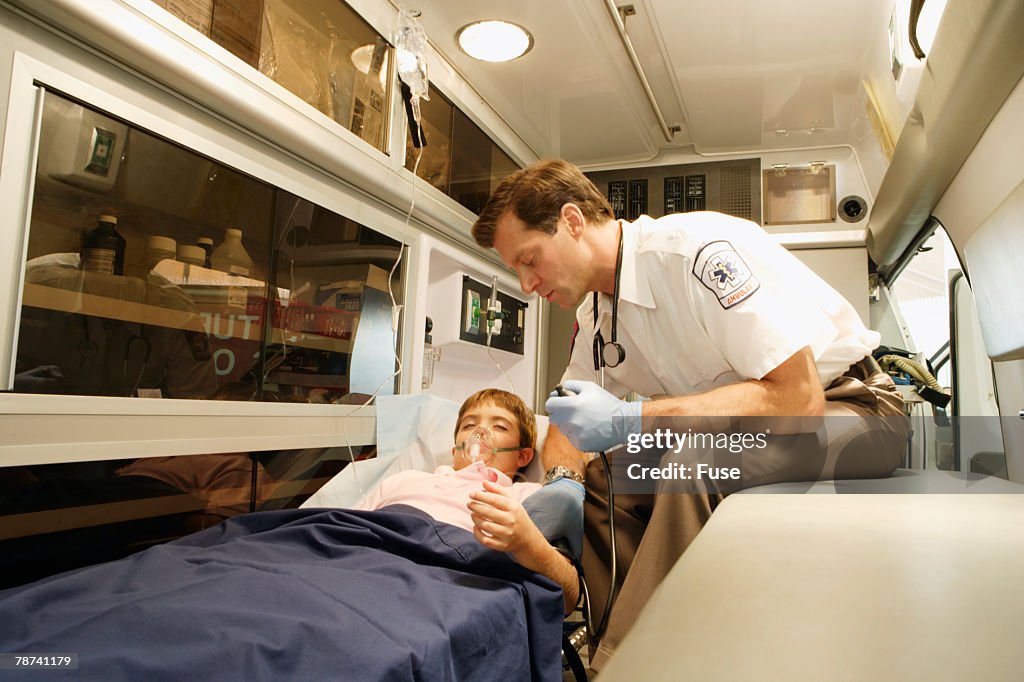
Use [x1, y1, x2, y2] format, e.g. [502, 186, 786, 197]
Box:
[456, 20, 533, 62]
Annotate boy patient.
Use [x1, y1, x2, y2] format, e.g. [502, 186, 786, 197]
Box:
[355, 389, 579, 612]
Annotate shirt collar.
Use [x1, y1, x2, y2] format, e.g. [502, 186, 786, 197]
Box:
[617, 218, 656, 309]
[441, 461, 515, 486]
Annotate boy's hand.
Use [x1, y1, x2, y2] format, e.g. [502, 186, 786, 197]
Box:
[470, 480, 581, 614]
[467, 479, 546, 559]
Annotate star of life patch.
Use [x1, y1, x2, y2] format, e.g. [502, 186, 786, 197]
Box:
[692, 240, 760, 309]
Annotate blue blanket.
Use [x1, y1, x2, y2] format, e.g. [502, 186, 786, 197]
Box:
[0, 507, 565, 681]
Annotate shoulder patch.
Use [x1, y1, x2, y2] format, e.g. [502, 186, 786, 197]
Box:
[692, 240, 760, 309]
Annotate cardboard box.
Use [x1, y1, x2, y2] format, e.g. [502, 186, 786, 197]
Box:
[316, 264, 390, 310]
[154, 0, 214, 36]
[211, 0, 264, 67]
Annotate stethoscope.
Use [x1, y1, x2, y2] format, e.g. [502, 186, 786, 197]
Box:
[592, 226, 626, 376]
[580, 225, 627, 644]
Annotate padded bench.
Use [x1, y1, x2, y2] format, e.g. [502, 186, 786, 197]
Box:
[739, 467, 1024, 494]
[598, 471, 1024, 681]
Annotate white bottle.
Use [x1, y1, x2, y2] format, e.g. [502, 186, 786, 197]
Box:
[176, 244, 206, 267]
[129, 235, 176, 279]
[211, 228, 255, 278]
[145, 235, 177, 267]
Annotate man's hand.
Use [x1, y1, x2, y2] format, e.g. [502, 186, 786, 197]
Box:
[544, 380, 642, 452]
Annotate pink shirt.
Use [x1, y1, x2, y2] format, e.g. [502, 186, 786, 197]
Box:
[353, 462, 541, 533]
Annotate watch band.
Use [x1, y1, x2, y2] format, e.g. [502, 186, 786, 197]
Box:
[543, 465, 585, 485]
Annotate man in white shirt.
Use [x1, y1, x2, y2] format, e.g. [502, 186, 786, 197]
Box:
[471, 159, 910, 670]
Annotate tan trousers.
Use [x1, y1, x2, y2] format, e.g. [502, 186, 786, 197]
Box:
[583, 358, 910, 671]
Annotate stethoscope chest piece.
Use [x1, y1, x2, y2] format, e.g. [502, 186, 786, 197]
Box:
[77, 338, 98, 359]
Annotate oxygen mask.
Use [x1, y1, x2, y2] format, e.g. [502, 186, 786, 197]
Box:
[457, 426, 519, 466]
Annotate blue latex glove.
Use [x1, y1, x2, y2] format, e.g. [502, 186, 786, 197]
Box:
[545, 380, 642, 452]
[523, 477, 585, 562]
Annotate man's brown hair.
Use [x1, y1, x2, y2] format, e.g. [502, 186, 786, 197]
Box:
[455, 388, 537, 451]
[472, 159, 615, 247]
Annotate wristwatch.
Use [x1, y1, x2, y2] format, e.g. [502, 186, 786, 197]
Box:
[543, 466, 585, 485]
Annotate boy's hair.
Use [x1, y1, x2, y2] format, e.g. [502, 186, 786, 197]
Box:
[455, 388, 537, 450]
[471, 159, 615, 248]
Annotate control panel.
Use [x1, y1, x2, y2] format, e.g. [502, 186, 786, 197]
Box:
[458, 275, 527, 355]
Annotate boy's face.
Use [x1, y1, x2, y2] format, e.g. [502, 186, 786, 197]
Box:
[452, 401, 534, 477]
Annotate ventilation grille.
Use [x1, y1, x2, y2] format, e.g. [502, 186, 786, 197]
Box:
[608, 180, 627, 219]
[720, 167, 752, 220]
[664, 177, 683, 214]
[627, 179, 648, 220]
[685, 175, 706, 212]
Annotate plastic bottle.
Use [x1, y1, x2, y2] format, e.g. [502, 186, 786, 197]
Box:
[196, 237, 214, 268]
[144, 236, 177, 267]
[210, 228, 255, 278]
[176, 244, 206, 266]
[422, 316, 440, 389]
[80, 214, 127, 275]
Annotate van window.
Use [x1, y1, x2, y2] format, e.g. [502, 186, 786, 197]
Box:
[887, 224, 1005, 477]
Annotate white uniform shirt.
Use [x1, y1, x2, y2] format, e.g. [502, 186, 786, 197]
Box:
[561, 212, 879, 398]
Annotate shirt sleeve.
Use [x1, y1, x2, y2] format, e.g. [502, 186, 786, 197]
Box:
[686, 224, 839, 380]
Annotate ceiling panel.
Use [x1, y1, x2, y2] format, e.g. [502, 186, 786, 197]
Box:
[410, 0, 891, 164]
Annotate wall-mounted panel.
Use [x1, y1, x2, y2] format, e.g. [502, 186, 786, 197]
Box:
[587, 158, 761, 223]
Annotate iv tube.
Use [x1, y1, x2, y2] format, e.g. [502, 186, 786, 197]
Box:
[339, 8, 432, 499]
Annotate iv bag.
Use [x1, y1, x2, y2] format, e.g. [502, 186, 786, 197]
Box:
[395, 8, 430, 120]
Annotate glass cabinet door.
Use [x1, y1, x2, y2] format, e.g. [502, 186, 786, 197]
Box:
[14, 89, 401, 403]
[151, 0, 394, 154]
[403, 84, 520, 213]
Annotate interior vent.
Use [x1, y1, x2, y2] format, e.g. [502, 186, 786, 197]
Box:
[587, 158, 760, 223]
[720, 167, 752, 220]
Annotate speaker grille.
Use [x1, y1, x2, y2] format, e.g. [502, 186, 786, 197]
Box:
[720, 167, 752, 220]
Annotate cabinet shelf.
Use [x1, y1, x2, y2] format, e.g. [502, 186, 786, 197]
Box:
[22, 283, 353, 354]
[0, 476, 333, 541]
[0, 493, 206, 541]
[266, 371, 347, 388]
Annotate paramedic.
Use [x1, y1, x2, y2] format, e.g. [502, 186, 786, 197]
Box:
[471, 159, 910, 670]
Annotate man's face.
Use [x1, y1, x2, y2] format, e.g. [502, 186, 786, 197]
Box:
[452, 401, 532, 477]
[493, 210, 589, 309]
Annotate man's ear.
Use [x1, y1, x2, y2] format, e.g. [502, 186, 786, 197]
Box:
[560, 203, 586, 237]
[517, 447, 535, 469]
